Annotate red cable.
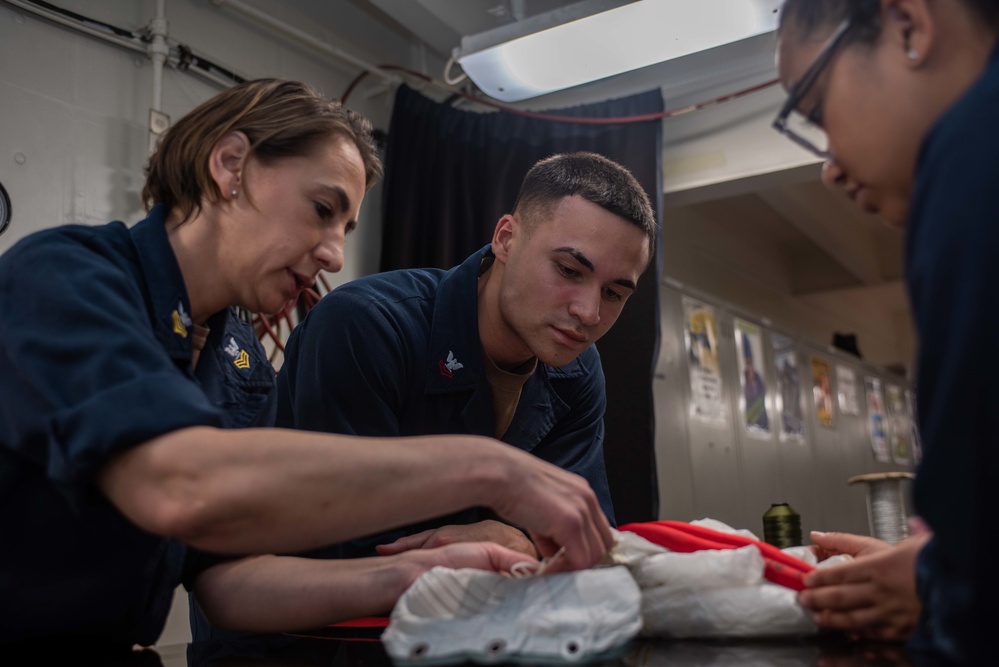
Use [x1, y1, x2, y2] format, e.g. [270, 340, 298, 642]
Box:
[619, 520, 814, 591]
[254, 310, 287, 353]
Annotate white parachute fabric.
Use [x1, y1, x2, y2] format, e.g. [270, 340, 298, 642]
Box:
[384, 519, 847, 664]
[382, 564, 643, 664]
[608, 522, 824, 639]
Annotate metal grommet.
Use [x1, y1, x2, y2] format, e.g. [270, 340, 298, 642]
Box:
[562, 637, 585, 660]
[409, 642, 429, 659]
[486, 639, 507, 656]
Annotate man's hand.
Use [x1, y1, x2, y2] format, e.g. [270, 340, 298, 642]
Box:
[798, 530, 930, 641]
[395, 541, 539, 589]
[375, 520, 538, 558]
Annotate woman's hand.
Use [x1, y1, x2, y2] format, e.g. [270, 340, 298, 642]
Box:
[798, 530, 930, 641]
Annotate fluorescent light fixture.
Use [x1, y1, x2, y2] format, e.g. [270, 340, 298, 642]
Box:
[455, 0, 781, 102]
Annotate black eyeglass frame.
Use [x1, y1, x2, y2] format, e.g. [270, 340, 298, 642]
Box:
[772, 18, 856, 159]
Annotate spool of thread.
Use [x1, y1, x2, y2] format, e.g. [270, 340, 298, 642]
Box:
[762, 502, 803, 548]
[847, 472, 915, 545]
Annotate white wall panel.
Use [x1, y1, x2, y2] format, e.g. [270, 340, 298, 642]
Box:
[654, 282, 913, 539]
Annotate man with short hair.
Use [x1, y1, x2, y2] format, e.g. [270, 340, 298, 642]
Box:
[276, 151, 657, 559]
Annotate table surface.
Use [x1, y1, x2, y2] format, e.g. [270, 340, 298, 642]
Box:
[136, 634, 931, 667]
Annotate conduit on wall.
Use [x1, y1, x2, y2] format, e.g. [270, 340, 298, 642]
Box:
[2, 0, 243, 90]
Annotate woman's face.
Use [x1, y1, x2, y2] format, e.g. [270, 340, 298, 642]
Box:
[225, 135, 366, 315]
[776, 24, 923, 227]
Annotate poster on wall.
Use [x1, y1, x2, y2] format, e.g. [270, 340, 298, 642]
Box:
[865, 377, 890, 462]
[735, 319, 770, 437]
[682, 298, 727, 424]
[811, 355, 835, 428]
[836, 365, 861, 416]
[772, 333, 805, 442]
[886, 384, 911, 465]
[906, 389, 923, 465]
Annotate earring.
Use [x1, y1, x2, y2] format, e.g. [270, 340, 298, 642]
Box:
[231, 189, 238, 198]
[907, 48, 919, 61]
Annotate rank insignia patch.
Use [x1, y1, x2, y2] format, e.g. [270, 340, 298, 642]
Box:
[224, 336, 252, 372]
[171, 302, 192, 338]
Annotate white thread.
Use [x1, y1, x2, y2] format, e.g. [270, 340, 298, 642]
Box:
[510, 545, 567, 578]
[866, 479, 909, 545]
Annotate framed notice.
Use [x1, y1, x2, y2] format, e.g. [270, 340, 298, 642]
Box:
[865, 377, 890, 463]
[836, 365, 860, 416]
[811, 356, 835, 428]
[682, 298, 727, 424]
[772, 333, 805, 442]
[886, 384, 911, 465]
[735, 319, 770, 437]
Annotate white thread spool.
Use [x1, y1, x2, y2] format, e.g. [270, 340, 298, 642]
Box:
[847, 472, 915, 545]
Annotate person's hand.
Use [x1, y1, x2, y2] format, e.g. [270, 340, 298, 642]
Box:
[486, 448, 613, 572]
[375, 520, 538, 558]
[394, 541, 538, 590]
[809, 530, 892, 563]
[798, 530, 931, 641]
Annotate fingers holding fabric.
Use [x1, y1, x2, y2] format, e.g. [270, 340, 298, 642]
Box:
[488, 449, 612, 571]
[375, 521, 538, 558]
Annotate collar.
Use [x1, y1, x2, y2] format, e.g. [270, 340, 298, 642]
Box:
[422, 244, 590, 393]
[424, 245, 494, 394]
[129, 204, 196, 362]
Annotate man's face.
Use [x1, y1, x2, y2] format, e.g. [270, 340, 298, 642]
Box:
[490, 195, 650, 367]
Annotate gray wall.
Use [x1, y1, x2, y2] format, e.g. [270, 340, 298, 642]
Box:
[653, 279, 916, 539]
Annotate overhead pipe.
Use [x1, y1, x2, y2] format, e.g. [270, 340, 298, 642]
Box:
[2, 0, 147, 54]
[210, 0, 401, 87]
[2, 0, 243, 90]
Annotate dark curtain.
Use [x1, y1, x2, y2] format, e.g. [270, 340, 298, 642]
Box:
[380, 83, 664, 524]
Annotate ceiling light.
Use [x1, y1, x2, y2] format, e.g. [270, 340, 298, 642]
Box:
[455, 0, 780, 102]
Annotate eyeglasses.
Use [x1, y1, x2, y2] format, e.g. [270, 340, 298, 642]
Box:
[772, 19, 855, 159]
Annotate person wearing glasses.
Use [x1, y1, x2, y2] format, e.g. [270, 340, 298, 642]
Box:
[773, 0, 999, 663]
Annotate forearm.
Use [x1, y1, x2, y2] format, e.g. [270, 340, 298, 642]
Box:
[194, 541, 539, 632]
[99, 426, 513, 554]
[192, 554, 414, 631]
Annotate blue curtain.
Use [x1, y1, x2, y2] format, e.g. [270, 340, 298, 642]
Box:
[380, 84, 664, 524]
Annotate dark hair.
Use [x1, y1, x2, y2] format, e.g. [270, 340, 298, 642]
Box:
[778, 0, 999, 45]
[512, 152, 658, 262]
[143, 78, 383, 220]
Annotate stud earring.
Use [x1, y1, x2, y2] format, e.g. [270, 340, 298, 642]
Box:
[907, 48, 919, 61]
[231, 189, 238, 198]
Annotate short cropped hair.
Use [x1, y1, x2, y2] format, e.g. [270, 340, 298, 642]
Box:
[512, 152, 657, 263]
[142, 78, 382, 221]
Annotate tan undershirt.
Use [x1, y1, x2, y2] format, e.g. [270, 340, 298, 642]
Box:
[190, 323, 210, 370]
[484, 353, 538, 439]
